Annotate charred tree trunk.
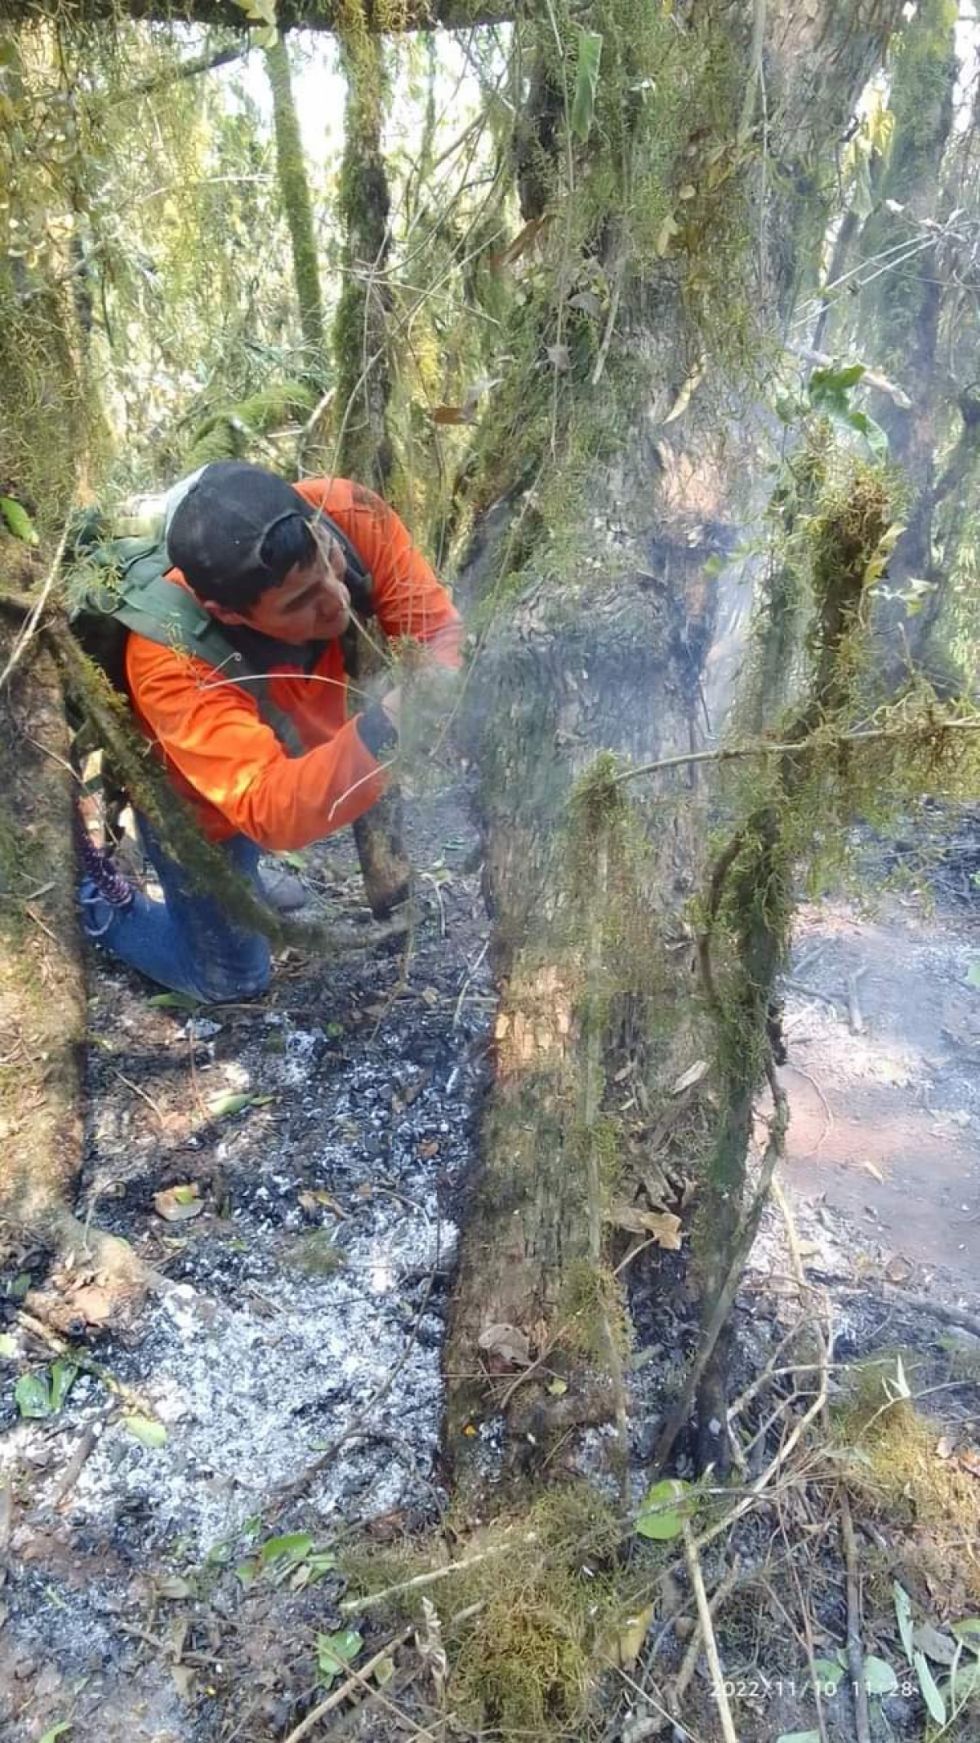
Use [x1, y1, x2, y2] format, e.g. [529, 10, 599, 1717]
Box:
[444, 0, 905, 1495]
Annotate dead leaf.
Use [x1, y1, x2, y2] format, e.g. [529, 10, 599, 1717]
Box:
[613, 1603, 655, 1669]
[936, 1435, 955, 1461]
[496, 214, 550, 266]
[568, 289, 602, 318]
[170, 1663, 196, 1700]
[957, 1448, 980, 1480]
[419, 1139, 440, 1160]
[547, 343, 571, 371]
[608, 1204, 684, 1248]
[862, 1160, 885, 1183]
[885, 1254, 914, 1285]
[157, 1575, 192, 1600]
[478, 1322, 531, 1366]
[655, 212, 680, 257]
[431, 405, 472, 425]
[662, 363, 703, 424]
[641, 1163, 672, 1210]
[153, 1185, 203, 1223]
[68, 1282, 115, 1326]
[671, 1059, 709, 1096]
[421, 986, 440, 1007]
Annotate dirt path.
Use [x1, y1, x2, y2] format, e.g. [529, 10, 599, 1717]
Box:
[781, 892, 980, 1286]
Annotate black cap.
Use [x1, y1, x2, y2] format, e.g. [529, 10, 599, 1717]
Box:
[165, 461, 313, 599]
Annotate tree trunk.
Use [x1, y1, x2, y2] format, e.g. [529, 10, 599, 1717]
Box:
[334, 27, 411, 919]
[265, 31, 326, 366]
[0, 612, 151, 1322]
[444, 0, 906, 1494]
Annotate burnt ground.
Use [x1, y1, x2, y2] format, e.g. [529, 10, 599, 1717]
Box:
[0, 791, 979, 1742]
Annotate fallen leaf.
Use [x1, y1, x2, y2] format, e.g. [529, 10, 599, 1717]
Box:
[936, 1435, 955, 1461]
[478, 1322, 531, 1366]
[373, 1654, 395, 1686]
[862, 1160, 885, 1183]
[0, 1334, 16, 1359]
[671, 1059, 709, 1096]
[885, 1253, 914, 1284]
[655, 212, 680, 256]
[547, 1377, 568, 1397]
[14, 1373, 50, 1419]
[123, 1413, 168, 1449]
[864, 1655, 898, 1696]
[636, 1478, 694, 1540]
[614, 1603, 656, 1668]
[957, 1448, 980, 1480]
[431, 405, 472, 425]
[420, 987, 440, 1008]
[546, 343, 571, 371]
[663, 363, 703, 424]
[153, 1185, 203, 1223]
[317, 1628, 363, 1687]
[607, 1204, 683, 1248]
[912, 1622, 958, 1666]
[419, 1139, 440, 1159]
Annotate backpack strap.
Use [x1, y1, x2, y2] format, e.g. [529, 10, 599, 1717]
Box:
[113, 572, 308, 758]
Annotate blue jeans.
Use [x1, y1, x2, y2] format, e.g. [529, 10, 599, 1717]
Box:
[79, 817, 271, 1004]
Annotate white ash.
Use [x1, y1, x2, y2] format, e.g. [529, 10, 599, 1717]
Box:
[15, 1203, 456, 1557]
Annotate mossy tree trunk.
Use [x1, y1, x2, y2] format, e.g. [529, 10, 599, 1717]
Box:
[0, 604, 152, 1320]
[861, 0, 958, 678]
[444, 0, 905, 1494]
[333, 26, 410, 919]
[265, 31, 326, 368]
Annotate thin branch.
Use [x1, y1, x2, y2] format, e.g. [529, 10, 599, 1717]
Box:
[281, 1627, 412, 1743]
[840, 1489, 872, 1743]
[683, 1526, 739, 1743]
[608, 715, 980, 789]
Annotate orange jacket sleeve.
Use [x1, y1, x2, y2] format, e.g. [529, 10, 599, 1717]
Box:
[125, 636, 389, 852]
[296, 479, 463, 665]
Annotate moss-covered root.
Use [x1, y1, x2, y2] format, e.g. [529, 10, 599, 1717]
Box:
[0, 636, 164, 1326]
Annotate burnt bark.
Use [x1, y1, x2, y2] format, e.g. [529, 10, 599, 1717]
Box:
[444, 0, 906, 1497]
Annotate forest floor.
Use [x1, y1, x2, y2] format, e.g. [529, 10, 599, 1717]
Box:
[0, 788, 978, 1743]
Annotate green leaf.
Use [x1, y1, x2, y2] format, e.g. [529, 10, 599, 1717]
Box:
[635, 1477, 694, 1541]
[39, 1726, 72, 1743]
[570, 30, 603, 143]
[0, 495, 39, 545]
[206, 1091, 255, 1119]
[0, 1333, 17, 1359]
[966, 961, 980, 990]
[948, 1654, 980, 1704]
[10, 1271, 32, 1300]
[15, 1372, 51, 1418]
[864, 1655, 899, 1696]
[317, 1628, 363, 1686]
[258, 1531, 312, 1566]
[914, 1650, 947, 1725]
[49, 1360, 77, 1412]
[122, 1413, 168, 1449]
[809, 362, 866, 413]
[952, 1618, 980, 1649]
[847, 409, 889, 459]
[147, 991, 200, 1011]
[894, 1581, 915, 1665]
[812, 1656, 846, 1692]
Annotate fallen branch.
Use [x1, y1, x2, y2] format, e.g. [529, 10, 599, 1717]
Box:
[683, 1526, 739, 1743]
[839, 1282, 980, 1341]
[840, 1489, 872, 1743]
[340, 1533, 540, 1618]
[281, 1627, 413, 1743]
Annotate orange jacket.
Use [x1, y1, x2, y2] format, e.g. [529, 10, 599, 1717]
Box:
[124, 477, 462, 851]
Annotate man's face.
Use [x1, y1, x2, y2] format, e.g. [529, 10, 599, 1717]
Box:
[212, 523, 352, 645]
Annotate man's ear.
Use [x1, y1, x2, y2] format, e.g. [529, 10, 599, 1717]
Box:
[203, 598, 249, 626]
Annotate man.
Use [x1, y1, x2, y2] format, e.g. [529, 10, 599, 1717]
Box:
[78, 461, 462, 1003]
